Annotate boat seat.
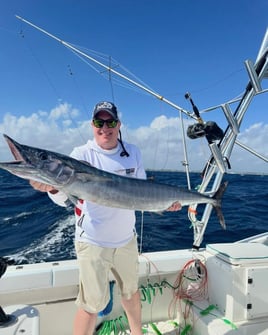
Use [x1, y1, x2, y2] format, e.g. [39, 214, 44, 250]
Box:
[205, 242, 268, 322]
[206, 242, 268, 265]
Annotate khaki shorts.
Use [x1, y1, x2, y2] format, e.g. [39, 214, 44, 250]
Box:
[75, 236, 139, 313]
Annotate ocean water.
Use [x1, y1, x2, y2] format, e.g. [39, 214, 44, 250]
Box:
[0, 170, 267, 264]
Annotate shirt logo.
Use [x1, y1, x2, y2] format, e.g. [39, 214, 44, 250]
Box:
[126, 168, 135, 174]
[115, 168, 135, 176]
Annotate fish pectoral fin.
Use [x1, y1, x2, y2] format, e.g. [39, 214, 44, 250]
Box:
[65, 195, 80, 206]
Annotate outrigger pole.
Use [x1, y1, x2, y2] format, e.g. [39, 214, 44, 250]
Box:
[15, 15, 195, 121]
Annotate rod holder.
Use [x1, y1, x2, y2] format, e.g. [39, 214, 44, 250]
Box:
[209, 143, 226, 173]
[245, 59, 262, 93]
[221, 103, 239, 135]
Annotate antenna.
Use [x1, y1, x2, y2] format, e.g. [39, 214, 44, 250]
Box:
[15, 15, 196, 120]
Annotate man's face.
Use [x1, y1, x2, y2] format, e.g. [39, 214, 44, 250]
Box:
[91, 111, 120, 149]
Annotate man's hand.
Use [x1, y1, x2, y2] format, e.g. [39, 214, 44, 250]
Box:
[166, 201, 182, 211]
[29, 180, 58, 194]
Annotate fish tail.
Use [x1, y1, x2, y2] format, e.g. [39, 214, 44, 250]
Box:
[212, 181, 228, 229]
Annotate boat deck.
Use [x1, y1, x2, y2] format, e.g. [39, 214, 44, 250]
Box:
[2, 236, 268, 335]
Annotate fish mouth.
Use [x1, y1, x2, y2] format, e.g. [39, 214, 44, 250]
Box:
[1, 134, 42, 180]
[3, 134, 26, 163]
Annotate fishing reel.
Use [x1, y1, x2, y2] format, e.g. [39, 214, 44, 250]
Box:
[185, 93, 229, 173]
[187, 121, 224, 143]
[185, 93, 223, 143]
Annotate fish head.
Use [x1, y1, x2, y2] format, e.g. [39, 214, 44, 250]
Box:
[0, 134, 76, 187]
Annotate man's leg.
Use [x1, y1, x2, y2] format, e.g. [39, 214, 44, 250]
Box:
[73, 308, 97, 335]
[121, 290, 143, 335]
[74, 242, 112, 334]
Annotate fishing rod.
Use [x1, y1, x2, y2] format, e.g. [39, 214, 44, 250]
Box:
[15, 15, 196, 121]
[185, 92, 204, 124]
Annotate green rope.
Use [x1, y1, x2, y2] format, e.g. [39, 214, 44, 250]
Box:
[195, 303, 238, 330]
[97, 313, 129, 335]
[199, 304, 217, 316]
[181, 324, 192, 335]
[149, 322, 162, 335]
[222, 318, 237, 329]
[139, 279, 179, 304]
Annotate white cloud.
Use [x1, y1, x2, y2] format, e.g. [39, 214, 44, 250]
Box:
[49, 103, 80, 121]
[230, 123, 268, 173]
[0, 103, 267, 174]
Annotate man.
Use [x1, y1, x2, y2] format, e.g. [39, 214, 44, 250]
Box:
[31, 101, 181, 335]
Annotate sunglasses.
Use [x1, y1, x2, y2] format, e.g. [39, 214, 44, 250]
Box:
[93, 118, 118, 128]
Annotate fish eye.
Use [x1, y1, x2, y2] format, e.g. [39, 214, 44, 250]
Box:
[38, 152, 48, 160]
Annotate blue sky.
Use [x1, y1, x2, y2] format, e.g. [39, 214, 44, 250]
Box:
[0, 0, 267, 173]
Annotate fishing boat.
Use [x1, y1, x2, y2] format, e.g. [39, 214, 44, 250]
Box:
[1, 17, 268, 335]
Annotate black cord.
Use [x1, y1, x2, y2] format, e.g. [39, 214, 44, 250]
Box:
[118, 130, 130, 157]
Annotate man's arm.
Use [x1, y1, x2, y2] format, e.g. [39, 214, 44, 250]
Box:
[30, 180, 56, 193]
[29, 180, 68, 207]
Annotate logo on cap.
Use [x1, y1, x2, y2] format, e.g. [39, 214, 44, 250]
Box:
[95, 102, 114, 111]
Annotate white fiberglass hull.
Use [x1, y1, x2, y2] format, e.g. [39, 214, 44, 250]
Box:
[1, 233, 268, 335]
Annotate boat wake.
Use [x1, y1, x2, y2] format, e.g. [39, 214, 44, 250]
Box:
[7, 215, 76, 264]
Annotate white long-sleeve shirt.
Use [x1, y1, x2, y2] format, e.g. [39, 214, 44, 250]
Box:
[48, 139, 146, 248]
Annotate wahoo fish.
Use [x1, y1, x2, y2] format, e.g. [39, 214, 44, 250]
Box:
[0, 134, 228, 228]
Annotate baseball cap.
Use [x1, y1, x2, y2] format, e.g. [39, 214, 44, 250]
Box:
[92, 101, 118, 120]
